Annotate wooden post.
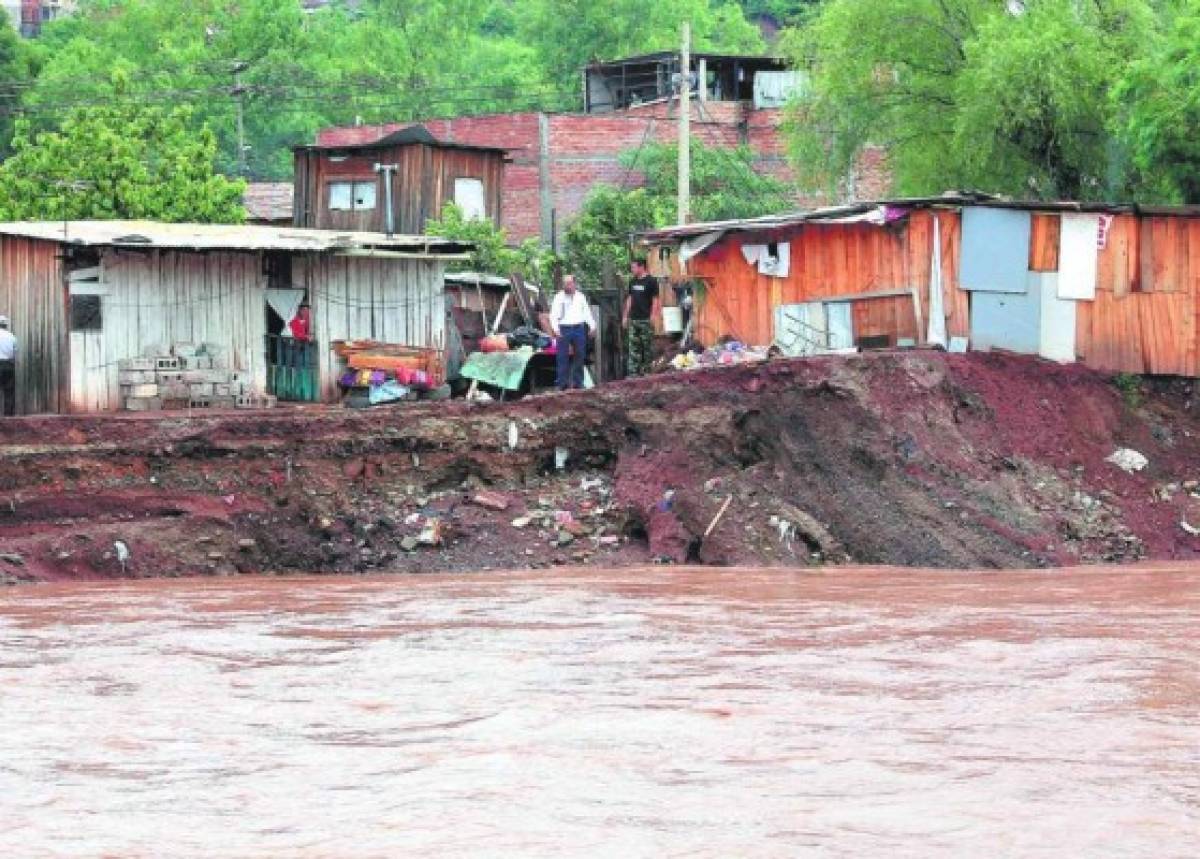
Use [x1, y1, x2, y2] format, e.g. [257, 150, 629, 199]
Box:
[698, 57, 707, 103]
[678, 21, 691, 226]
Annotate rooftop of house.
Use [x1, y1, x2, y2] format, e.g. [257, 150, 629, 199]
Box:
[295, 123, 510, 155]
[0, 220, 473, 255]
[639, 193, 1200, 243]
[242, 182, 295, 223]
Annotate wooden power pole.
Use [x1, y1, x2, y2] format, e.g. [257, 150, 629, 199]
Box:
[678, 21, 691, 225]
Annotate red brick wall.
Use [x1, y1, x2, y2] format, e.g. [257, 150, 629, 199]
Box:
[313, 109, 892, 244]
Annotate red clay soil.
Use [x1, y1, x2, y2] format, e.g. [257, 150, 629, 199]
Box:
[1, 351, 1198, 584]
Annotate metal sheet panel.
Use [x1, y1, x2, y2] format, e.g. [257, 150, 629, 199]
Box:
[970, 277, 1042, 355]
[1036, 273, 1077, 363]
[959, 207, 1031, 293]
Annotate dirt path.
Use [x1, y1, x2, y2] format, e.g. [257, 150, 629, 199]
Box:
[1, 351, 1198, 583]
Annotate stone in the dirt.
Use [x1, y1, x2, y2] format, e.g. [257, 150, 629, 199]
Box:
[511, 516, 532, 529]
[401, 536, 420, 552]
[207, 552, 225, 561]
[0, 553, 24, 566]
[599, 535, 620, 546]
[556, 531, 575, 546]
[1106, 448, 1149, 473]
[472, 491, 510, 511]
[237, 539, 257, 551]
[1181, 520, 1200, 537]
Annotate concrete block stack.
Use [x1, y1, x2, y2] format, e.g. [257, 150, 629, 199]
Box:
[118, 343, 274, 412]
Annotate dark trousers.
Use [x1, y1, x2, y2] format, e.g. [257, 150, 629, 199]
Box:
[0, 360, 14, 416]
[555, 324, 588, 390]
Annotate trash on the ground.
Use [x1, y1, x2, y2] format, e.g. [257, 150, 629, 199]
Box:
[511, 516, 532, 529]
[554, 446, 570, 470]
[418, 519, 444, 546]
[472, 491, 510, 511]
[1181, 519, 1200, 537]
[507, 421, 519, 450]
[404, 513, 422, 526]
[114, 540, 130, 573]
[1106, 448, 1149, 473]
[580, 477, 604, 492]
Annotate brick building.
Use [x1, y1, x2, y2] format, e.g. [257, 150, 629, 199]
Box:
[313, 53, 889, 245]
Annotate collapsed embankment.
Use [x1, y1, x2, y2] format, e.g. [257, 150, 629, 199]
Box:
[1, 351, 1198, 584]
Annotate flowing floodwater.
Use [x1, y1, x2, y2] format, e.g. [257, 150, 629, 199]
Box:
[1, 564, 1198, 857]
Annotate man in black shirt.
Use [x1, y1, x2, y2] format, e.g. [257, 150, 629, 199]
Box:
[623, 258, 660, 376]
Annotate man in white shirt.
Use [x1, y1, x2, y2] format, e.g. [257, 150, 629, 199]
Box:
[549, 274, 596, 390]
[0, 315, 16, 416]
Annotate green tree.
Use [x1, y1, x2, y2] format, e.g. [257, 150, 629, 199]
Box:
[0, 101, 246, 222]
[787, 0, 1157, 200]
[426, 203, 558, 286]
[1116, 1, 1200, 202]
[0, 6, 35, 153]
[565, 139, 793, 285]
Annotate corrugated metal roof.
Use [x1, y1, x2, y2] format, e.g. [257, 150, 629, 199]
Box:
[242, 182, 295, 223]
[0, 220, 473, 254]
[296, 123, 510, 154]
[444, 271, 513, 288]
[638, 194, 1200, 243]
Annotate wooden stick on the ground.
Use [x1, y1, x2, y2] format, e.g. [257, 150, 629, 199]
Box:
[704, 495, 734, 538]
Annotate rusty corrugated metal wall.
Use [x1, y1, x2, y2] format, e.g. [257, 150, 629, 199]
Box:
[686, 209, 967, 348]
[0, 236, 66, 414]
[679, 207, 1200, 377]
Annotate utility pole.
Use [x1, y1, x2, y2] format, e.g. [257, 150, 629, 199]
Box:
[678, 21, 691, 225]
[231, 61, 249, 176]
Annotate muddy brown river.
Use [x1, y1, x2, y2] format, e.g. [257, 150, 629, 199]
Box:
[2, 564, 1198, 857]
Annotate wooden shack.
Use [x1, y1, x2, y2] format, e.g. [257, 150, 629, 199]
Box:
[0, 221, 469, 414]
[641, 196, 1200, 378]
[293, 125, 507, 234]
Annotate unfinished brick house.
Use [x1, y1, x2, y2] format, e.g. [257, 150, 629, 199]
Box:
[310, 51, 890, 247]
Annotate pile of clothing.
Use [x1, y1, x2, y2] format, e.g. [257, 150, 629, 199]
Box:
[338, 366, 438, 406]
[669, 340, 770, 371]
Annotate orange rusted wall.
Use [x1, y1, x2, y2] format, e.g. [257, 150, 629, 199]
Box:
[1077, 214, 1199, 376]
[687, 208, 966, 347]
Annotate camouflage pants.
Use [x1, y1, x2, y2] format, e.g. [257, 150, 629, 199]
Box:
[625, 320, 654, 377]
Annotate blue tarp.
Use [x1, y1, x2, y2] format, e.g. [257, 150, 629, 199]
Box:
[960, 207, 1031, 294]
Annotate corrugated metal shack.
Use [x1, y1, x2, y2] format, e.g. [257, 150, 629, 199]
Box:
[293, 125, 507, 234]
[640, 195, 1200, 377]
[0, 221, 469, 414]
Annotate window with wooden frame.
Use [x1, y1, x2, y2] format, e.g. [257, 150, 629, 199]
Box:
[328, 180, 377, 212]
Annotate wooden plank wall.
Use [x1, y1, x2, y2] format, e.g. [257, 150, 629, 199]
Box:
[0, 236, 66, 414]
[303, 255, 447, 400]
[294, 144, 505, 234]
[1076, 214, 1199, 376]
[92, 249, 268, 411]
[688, 209, 966, 347]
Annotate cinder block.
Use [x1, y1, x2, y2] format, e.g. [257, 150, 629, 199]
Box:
[182, 354, 212, 370]
[202, 369, 229, 384]
[188, 383, 214, 397]
[128, 383, 159, 398]
[213, 384, 231, 397]
[155, 357, 181, 372]
[118, 370, 155, 385]
[209, 396, 236, 410]
[173, 342, 200, 358]
[160, 383, 189, 400]
[124, 397, 162, 412]
[209, 354, 230, 370]
[156, 371, 184, 385]
[235, 394, 254, 409]
[160, 398, 189, 411]
[118, 357, 155, 372]
[182, 370, 209, 384]
[188, 397, 212, 410]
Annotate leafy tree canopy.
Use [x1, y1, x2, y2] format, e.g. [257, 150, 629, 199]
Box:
[566, 139, 792, 285]
[787, 0, 1159, 201]
[0, 98, 246, 222]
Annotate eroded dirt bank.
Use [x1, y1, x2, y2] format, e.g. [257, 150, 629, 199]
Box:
[1, 351, 1198, 583]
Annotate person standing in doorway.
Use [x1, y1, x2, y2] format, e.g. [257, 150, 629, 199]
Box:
[623, 257, 660, 376]
[550, 274, 595, 391]
[0, 315, 16, 416]
[289, 304, 312, 342]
